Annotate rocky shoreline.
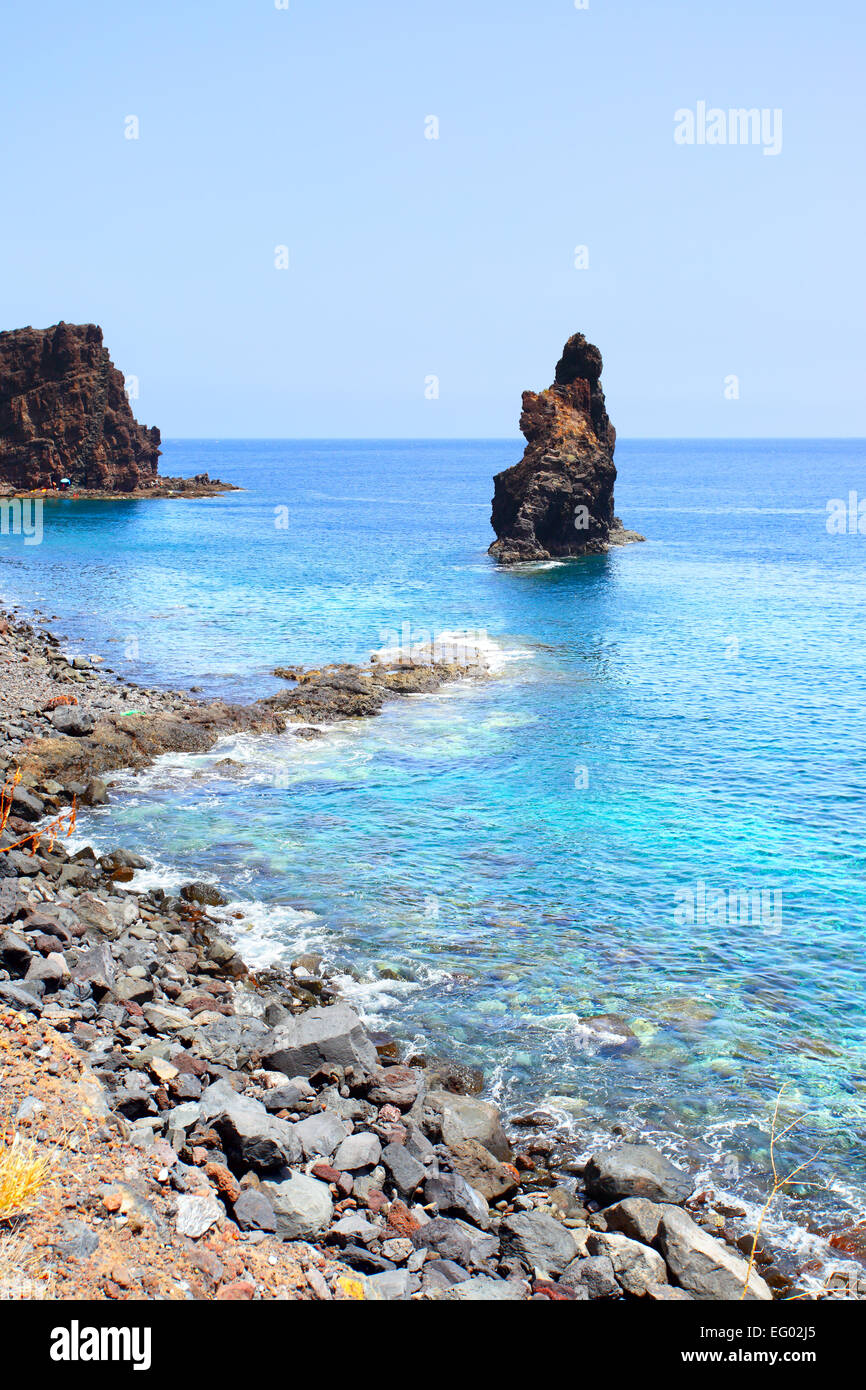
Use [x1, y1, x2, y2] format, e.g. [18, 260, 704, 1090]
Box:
[2, 474, 240, 501]
[0, 605, 857, 1302]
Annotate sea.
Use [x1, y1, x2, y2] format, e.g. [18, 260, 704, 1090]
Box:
[2, 437, 865, 1277]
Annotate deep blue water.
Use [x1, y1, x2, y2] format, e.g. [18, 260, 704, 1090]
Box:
[2, 438, 865, 1248]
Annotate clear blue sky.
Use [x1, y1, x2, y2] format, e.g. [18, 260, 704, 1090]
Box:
[1, 0, 863, 437]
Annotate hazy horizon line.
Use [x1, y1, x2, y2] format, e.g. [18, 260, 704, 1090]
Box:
[158, 434, 866, 444]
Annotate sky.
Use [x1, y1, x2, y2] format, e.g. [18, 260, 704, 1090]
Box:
[0, 0, 863, 438]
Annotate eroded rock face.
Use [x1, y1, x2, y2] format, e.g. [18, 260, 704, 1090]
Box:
[489, 332, 642, 563]
[0, 322, 160, 490]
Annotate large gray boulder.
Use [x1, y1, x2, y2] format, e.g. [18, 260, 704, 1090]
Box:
[233, 1188, 277, 1233]
[499, 1210, 579, 1278]
[657, 1207, 772, 1301]
[424, 1172, 490, 1230]
[411, 1217, 498, 1269]
[586, 1231, 668, 1296]
[0, 980, 42, 1012]
[261, 1004, 378, 1077]
[191, 1015, 271, 1070]
[560, 1255, 620, 1299]
[52, 706, 96, 736]
[333, 1132, 382, 1172]
[70, 942, 116, 998]
[293, 1110, 349, 1160]
[262, 1078, 316, 1112]
[598, 1195, 668, 1245]
[382, 1141, 426, 1197]
[9, 787, 44, 822]
[261, 1172, 333, 1240]
[426, 1090, 511, 1161]
[432, 1277, 527, 1301]
[583, 1144, 693, 1205]
[0, 929, 33, 974]
[199, 1081, 301, 1172]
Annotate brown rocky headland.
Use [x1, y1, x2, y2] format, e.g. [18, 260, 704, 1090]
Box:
[0, 322, 235, 499]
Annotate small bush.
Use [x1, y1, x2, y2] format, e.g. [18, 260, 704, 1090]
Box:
[0, 1134, 49, 1219]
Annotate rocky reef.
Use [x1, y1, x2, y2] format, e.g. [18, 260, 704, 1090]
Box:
[489, 332, 643, 563]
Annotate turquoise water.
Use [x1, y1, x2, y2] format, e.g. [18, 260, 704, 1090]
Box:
[3, 438, 865, 1243]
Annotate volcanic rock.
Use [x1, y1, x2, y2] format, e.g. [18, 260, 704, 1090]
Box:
[0, 322, 160, 491]
[583, 1143, 694, 1205]
[489, 332, 643, 563]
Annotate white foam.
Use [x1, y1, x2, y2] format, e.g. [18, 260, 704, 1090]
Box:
[371, 628, 532, 676]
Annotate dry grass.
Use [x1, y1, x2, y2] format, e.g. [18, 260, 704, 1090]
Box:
[0, 1227, 53, 1299]
[740, 1083, 827, 1300]
[0, 766, 77, 857]
[0, 1132, 50, 1220]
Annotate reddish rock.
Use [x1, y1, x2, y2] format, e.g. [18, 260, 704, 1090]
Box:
[188, 995, 234, 1017]
[311, 1162, 341, 1185]
[205, 1161, 241, 1204]
[367, 1065, 421, 1110]
[447, 1139, 519, 1202]
[531, 1278, 579, 1301]
[172, 1051, 209, 1077]
[0, 322, 160, 490]
[216, 1280, 256, 1300]
[828, 1223, 866, 1262]
[385, 1199, 421, 1238]
[376, 1122, 407, 1146]
[43, 694, 79, 710]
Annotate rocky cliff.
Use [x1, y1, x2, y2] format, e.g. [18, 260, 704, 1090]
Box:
[0, 321, 160, 491]
[488, 332, 642, 563]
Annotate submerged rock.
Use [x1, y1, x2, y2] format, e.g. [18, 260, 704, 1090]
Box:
[488, 332, 643, 563]
[180, 880, 228, 907]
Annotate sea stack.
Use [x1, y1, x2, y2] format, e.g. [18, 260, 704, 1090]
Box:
[0, 321, 160, 492]
[488, 332, 643, 563]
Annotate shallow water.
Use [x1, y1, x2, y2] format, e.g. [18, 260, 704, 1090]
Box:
[4, 437, 865, 1249]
